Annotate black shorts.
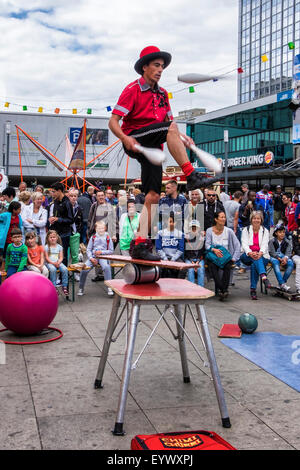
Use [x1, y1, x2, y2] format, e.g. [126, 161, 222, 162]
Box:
[124, 121, 172, 196]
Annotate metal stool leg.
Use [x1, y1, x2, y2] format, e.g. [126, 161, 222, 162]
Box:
[173, 305, 190, 383]
[195, 304, 231, 428]
[113, 302, 140, 436]
[94, 295, 121, 389]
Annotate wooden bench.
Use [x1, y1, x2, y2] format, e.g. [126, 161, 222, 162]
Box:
[110, 262, 126, 279]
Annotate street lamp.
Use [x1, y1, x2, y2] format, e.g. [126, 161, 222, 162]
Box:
[5, 120, 11, 176]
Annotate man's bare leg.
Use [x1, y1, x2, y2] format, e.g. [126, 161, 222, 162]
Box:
[166, 121, 189, 166]
[166, 121, 221, 191]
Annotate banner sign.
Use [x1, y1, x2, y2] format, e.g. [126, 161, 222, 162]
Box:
[70, 128, 108, 146]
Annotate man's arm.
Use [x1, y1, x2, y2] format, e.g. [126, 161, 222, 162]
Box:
[108, 114, 139, 153]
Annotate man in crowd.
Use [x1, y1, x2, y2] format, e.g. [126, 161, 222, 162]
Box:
[87, 190, 113, 239]
[282, 191, 298, 235]
[204, 188, 224, 231]
[273, 185, 285, 226]
[238, 190, 259, 229]
[255, 184, 273, 230]
[105, 188, 118, 205]
[78, 190, 92, 245]
[223, 190, 243, 235]
[241, 183, 249, 204]
[48, 182, 74, 266]
[159, 180, 187, 234]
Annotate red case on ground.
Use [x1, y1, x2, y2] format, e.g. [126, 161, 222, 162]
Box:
[131, 430, 236, 450]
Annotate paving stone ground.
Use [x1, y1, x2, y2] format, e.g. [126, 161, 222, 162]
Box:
[0, 268, 299, 450]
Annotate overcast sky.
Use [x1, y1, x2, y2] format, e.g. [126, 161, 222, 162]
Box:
[0, 0, 239, 118]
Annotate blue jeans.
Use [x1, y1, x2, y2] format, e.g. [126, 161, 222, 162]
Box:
[185, 259, 205, 286]
[270, 255, 294, 286]
[81, 221, 88, 245]
[6, 265, 27, 278]
[46, 263, 68, 287]
[240, 253, 269, 289]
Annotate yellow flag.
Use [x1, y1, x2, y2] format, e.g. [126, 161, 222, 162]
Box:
[72, 108, 77, 114]
[261, 54, 268, 62]
[168, 92, 173, 99]
[4, 102, 9, 108]
[38, 107, 43, 113]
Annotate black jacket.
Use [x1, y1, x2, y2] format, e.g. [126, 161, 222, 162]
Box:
[204, 199, 225, 231]
[48, 196, 74, 236]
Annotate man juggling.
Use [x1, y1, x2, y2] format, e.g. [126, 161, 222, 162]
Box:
[109, 46, 220, 260]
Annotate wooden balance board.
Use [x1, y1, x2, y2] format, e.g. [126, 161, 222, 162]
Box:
[97, 254, 198, 271]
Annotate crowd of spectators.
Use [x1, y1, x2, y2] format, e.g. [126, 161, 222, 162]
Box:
[1, 179, 300, 301]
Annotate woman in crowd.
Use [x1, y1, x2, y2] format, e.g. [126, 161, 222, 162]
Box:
[205, 210, 240, 300]
[22, 191, 48, 245]
[240, 211, 271, 300]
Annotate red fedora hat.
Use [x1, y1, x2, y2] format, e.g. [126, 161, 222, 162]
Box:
[134, 46, 172, 75]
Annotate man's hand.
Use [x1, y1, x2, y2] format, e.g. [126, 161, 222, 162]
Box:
[122, 135, 139, 153]
[180, 133, 194, 147]
[280, 257, 287, 266]
[94, 250, 102, 257]
[49, 216, 58, 225]
[91, 258, 98, 266]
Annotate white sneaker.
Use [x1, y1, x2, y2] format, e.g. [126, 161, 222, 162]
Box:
[77, 288, 84, 296]
[297, 289, 300, 295]
[280, 283, 291, 292]
[56, 279, 62, 286]
[107, 287, 114, 296]
[74, 273, 80, 282]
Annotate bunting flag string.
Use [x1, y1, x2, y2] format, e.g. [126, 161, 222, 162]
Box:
[0, 49, 295, 111]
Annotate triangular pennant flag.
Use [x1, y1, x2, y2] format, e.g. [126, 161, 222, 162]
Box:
[4, 102, 9, 108]
[54, 108, 60, 114]
[87, 108, 92, 114]
[38, 107, 43, 113]
[23, 105, 28, 111]
[189, 86, 195, 93]
[65, 134, 73, 168]
[68, 120, 86, 170]
[106, 106, 112, 112]
[238, 67, 244, 74]
[72, 108, 77, 114]
[168, 92, 173, 99]
[288, 42, 295, 50]
[261, 54, 268, 62]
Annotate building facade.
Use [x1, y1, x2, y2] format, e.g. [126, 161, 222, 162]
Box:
[0, 111, 184, 188]
[188, 93, 300, 191]
[238, 0, 300, 103]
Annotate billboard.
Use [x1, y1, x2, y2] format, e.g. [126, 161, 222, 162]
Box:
[70, 127, 108, 146]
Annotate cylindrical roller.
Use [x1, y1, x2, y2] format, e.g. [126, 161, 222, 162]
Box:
[123, 263, 160, 285]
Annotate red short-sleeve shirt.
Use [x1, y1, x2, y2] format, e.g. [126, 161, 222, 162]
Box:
[112, 77, 173, 135]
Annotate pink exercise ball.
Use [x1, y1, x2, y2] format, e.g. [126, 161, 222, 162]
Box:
[0, 271, 59, 335]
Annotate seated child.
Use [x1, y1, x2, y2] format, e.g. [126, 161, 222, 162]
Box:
[25, 231, 49, 278]
[0, 201, 23, 264]
[269, 223, 294, 292]
[155, 213, 185, 279]
[185, 220, 205, 286]
[78, 221, 114, 296]
[44, 230, 69, 296]
[5, 227, 28, 277]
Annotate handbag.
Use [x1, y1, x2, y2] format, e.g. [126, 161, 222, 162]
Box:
[205, 244, 232, 268]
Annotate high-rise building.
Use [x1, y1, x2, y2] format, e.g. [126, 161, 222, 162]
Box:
[238, 0, 300, 103]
